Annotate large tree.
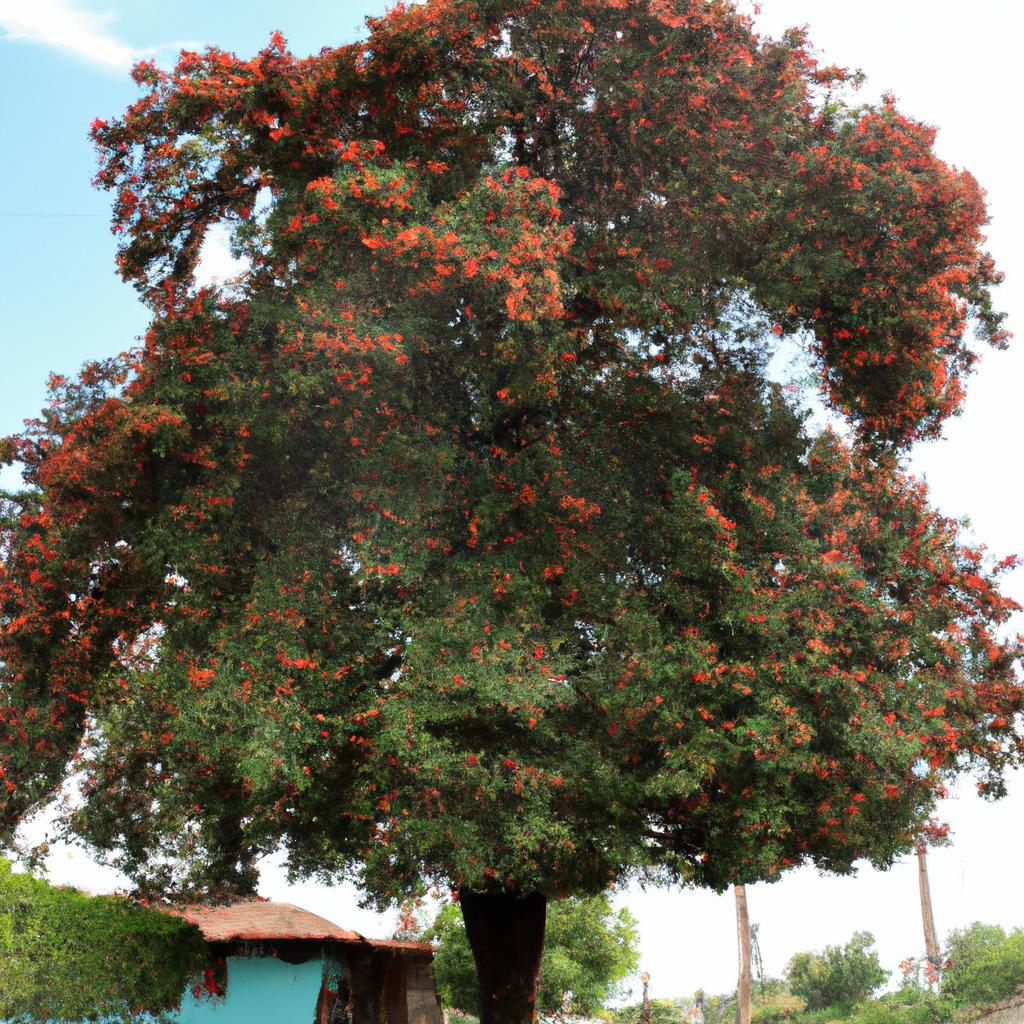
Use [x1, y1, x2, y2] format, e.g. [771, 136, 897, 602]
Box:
[2, 2, 1022, 1022]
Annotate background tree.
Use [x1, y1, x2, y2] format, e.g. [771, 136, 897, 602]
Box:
[427, 893, 639, 1018]
[941, 923, 1024, 1007]
[0, 860, 206, 1024]
[1, 1, 1022, 1023]
[785, 932, 887, 1013]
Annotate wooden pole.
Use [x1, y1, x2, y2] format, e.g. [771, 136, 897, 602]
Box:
[735, 885, 752, 1024]
[917, 842, 941, 979]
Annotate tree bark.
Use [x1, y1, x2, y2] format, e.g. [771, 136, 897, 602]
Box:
[735, 885, 752, 1024]
[460, 890, 547, 1024]
[917, 842, 941, 975]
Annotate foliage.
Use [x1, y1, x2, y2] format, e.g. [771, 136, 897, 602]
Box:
[428, 893, 639, 1016]
[941, 923, 1024, 1008]
[943, 921, 1007, 983]
[0, 858, 207, 1023]
[603, 997, 687, 1024]
[786, 932, 887, 1012]
[1, 0, 1021, 915]
[941, 921, 1009, 1002]
[750, 1007, 792, 1024]
[743, 979, 957, 1024]
[680, 981, 800, 1024]
[845, 988, 954, 1024]
[750, 986, 805, 1024]
[428, 902, 494, 1013]
[446, 1012, 480, 1024]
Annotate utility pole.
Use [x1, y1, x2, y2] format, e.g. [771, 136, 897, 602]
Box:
[917, 841, 941, 980]
[735, 885, 752, 1024]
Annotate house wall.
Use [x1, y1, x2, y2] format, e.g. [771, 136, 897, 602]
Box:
[403, 959, 443, 1024]
[174, 954, 326, 1024]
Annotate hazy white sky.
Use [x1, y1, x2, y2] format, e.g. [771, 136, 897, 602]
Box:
[4, 0, 1024, 1005]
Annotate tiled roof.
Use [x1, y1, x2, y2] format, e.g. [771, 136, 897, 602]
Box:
[365, 938, 436, 953]
[172, 900, 364, 943]
[166, 899, 435, 954]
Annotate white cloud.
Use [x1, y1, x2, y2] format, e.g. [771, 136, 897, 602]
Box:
[0, 0, 201, 73]
[0, 0, 140, 72]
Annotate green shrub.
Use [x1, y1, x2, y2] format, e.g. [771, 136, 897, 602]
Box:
[603, 998, 684, 1024]
[0, 859, 206, 1023]
[844, 990, 954, 1024]
[786, 933, 887, 1012]
[785, 1008, 849, 1024]
[941, 922, 1024, 1007]
[751, 987, 805, 1023]
[751, 1005, 795, 1024]
[942, 928, 1024, 1008]
[446, 1012, 480, 1024]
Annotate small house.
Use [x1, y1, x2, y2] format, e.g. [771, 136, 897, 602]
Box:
[170, 899, 443, 1024]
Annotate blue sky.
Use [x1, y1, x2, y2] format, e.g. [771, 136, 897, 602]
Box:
[2, 0, 1023, 1001]
[0, 0, 391, 461]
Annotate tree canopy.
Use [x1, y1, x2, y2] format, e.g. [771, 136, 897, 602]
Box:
[1, 0, 1021, 915]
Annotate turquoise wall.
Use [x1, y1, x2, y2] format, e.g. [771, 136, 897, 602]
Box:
[174, 955, 325, 1024]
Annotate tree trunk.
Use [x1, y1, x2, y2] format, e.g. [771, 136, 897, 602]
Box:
[735, 885, 752, 1024]
[460, 890, 547, 1024]
[917, 842, 941, 975]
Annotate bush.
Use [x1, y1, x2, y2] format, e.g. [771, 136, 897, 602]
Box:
[769, 987, 953, 1024]
[783, 1008, 848, 1024]
[604, 998, 685, 1024]
[785, 932, 887, 1012]
[0, 859, 207, 1023]
[942, 927, 1024, 1008]
[750, 985, 805, 1024]
[751, 1003, 798, 1024]
[445, 1012, 480, 1024]
[941, 922, 1024, 1007]
[845, 989, 955, 1024]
